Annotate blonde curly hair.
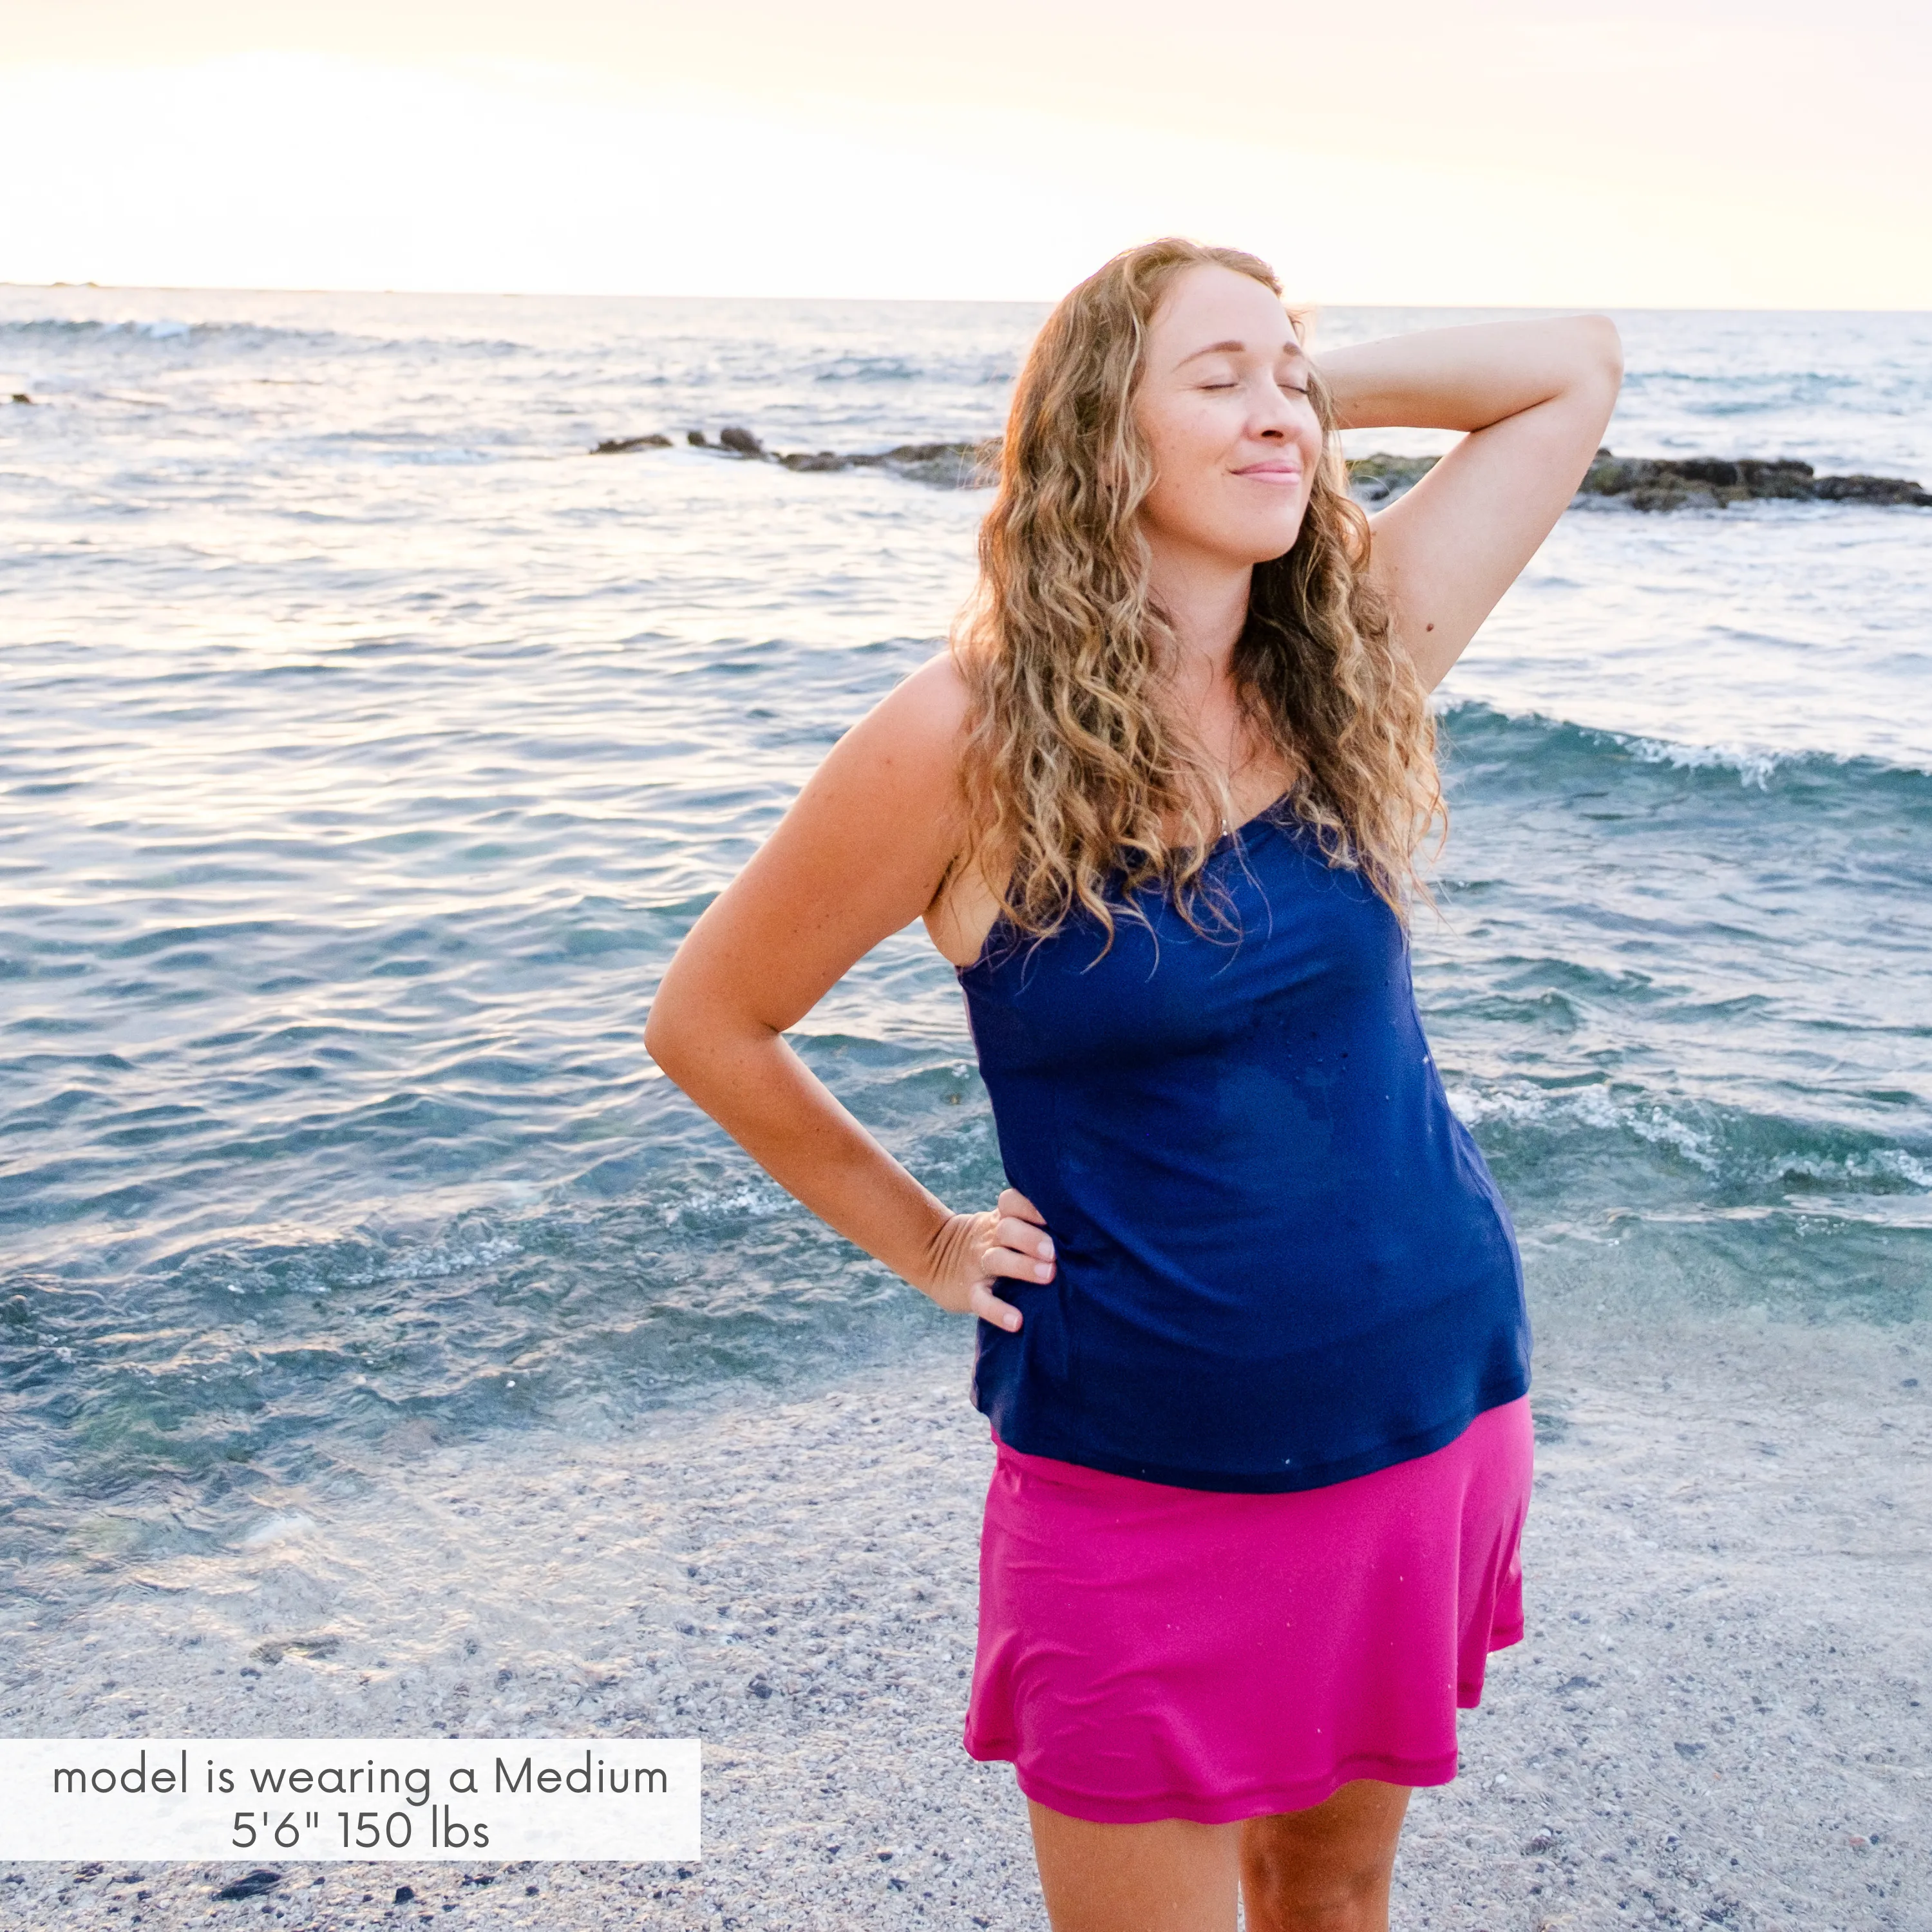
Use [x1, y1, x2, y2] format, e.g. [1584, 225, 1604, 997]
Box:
[952, 236, 1443, 940]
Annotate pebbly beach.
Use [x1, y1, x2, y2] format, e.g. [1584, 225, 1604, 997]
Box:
[3, 1302, 1927, 1930]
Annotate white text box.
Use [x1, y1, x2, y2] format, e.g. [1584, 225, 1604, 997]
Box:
[0, 1739, 700, 1861]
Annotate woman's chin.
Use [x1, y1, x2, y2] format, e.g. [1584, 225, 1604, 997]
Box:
[1169, 520, 1308, 571]
[1240, 520, 1309, 567]
[1142, 502, 1312, 573]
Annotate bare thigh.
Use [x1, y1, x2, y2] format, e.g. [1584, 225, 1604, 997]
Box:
[1027, 1781, 1412, 1932]
[1240, 1781, 1413, 1932]
[1027, 1801, 1240, 1932]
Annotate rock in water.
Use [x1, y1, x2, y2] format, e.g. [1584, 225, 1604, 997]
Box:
[868, 442, 990, 487]
[1339, 448, 1931, 510]
[773, 439, 994, 486]
[1810, 473, 1932, 504]
[1580, 450, 1931, 509]
[582, 430, 1928, 507]
[1345, 453, 1438, 504]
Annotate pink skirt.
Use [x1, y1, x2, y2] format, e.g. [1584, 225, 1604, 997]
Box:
[963, 1397, 1533, 1825]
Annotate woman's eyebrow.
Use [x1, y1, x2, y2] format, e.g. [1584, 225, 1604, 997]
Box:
[1176, 337, 1307, 368]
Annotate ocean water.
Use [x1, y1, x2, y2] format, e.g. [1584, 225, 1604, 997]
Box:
[2, 290, 1929, 1621]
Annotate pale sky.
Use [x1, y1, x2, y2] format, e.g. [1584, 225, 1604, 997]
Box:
[2, 0, 1927, 305]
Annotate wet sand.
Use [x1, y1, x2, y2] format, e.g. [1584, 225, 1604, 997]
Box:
[3, 1307, 1927, 1931]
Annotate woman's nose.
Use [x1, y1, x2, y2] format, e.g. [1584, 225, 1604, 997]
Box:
[1250, 380, 1298, 437]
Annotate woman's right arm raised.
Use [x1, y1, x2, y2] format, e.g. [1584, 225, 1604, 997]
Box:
[643, 654, 1051, 1332]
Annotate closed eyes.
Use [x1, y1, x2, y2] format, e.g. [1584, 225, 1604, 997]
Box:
[1198, 377, 1306, 392]
[1191, 372, 1311, 400]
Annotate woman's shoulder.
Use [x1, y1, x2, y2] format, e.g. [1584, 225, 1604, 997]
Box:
[827, 649, 979, 816]
[851, 652, 1009, 969]
[800, 649, 976, 871]
[868, 649, 974, 749]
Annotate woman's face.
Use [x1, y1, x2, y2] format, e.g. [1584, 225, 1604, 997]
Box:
[1133, 263, 1324, 571]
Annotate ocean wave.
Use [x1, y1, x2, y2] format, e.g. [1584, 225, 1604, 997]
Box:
[1446, 1076, 1932, 1200]
[0, 316, 329, 345]
[5, 1061, 1921, 1528]
[1620, 366, 1866, 399]
[0, 315, 540, 357]
[1453, 1080, 1722, 1170]
[1436, 699, 1932, 790]
[810, 355, 925, 383]
[659, 1182, 799, 1228]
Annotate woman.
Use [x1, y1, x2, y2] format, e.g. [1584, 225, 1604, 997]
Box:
[647, 240, 1621, 1932]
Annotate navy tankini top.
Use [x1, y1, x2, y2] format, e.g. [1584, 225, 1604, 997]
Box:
[957, 805, 1531, 1494]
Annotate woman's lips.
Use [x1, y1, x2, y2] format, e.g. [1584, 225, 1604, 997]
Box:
[1233, 462, 1303, 484]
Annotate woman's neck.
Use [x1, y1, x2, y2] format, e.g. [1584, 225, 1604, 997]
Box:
[1146, 545, 1253, 746]
[1146, 545, 1252, 685]
[1143, 547, 1276, 806]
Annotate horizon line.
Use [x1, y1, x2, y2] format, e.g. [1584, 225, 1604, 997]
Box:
[5, 280, 1931, 318]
